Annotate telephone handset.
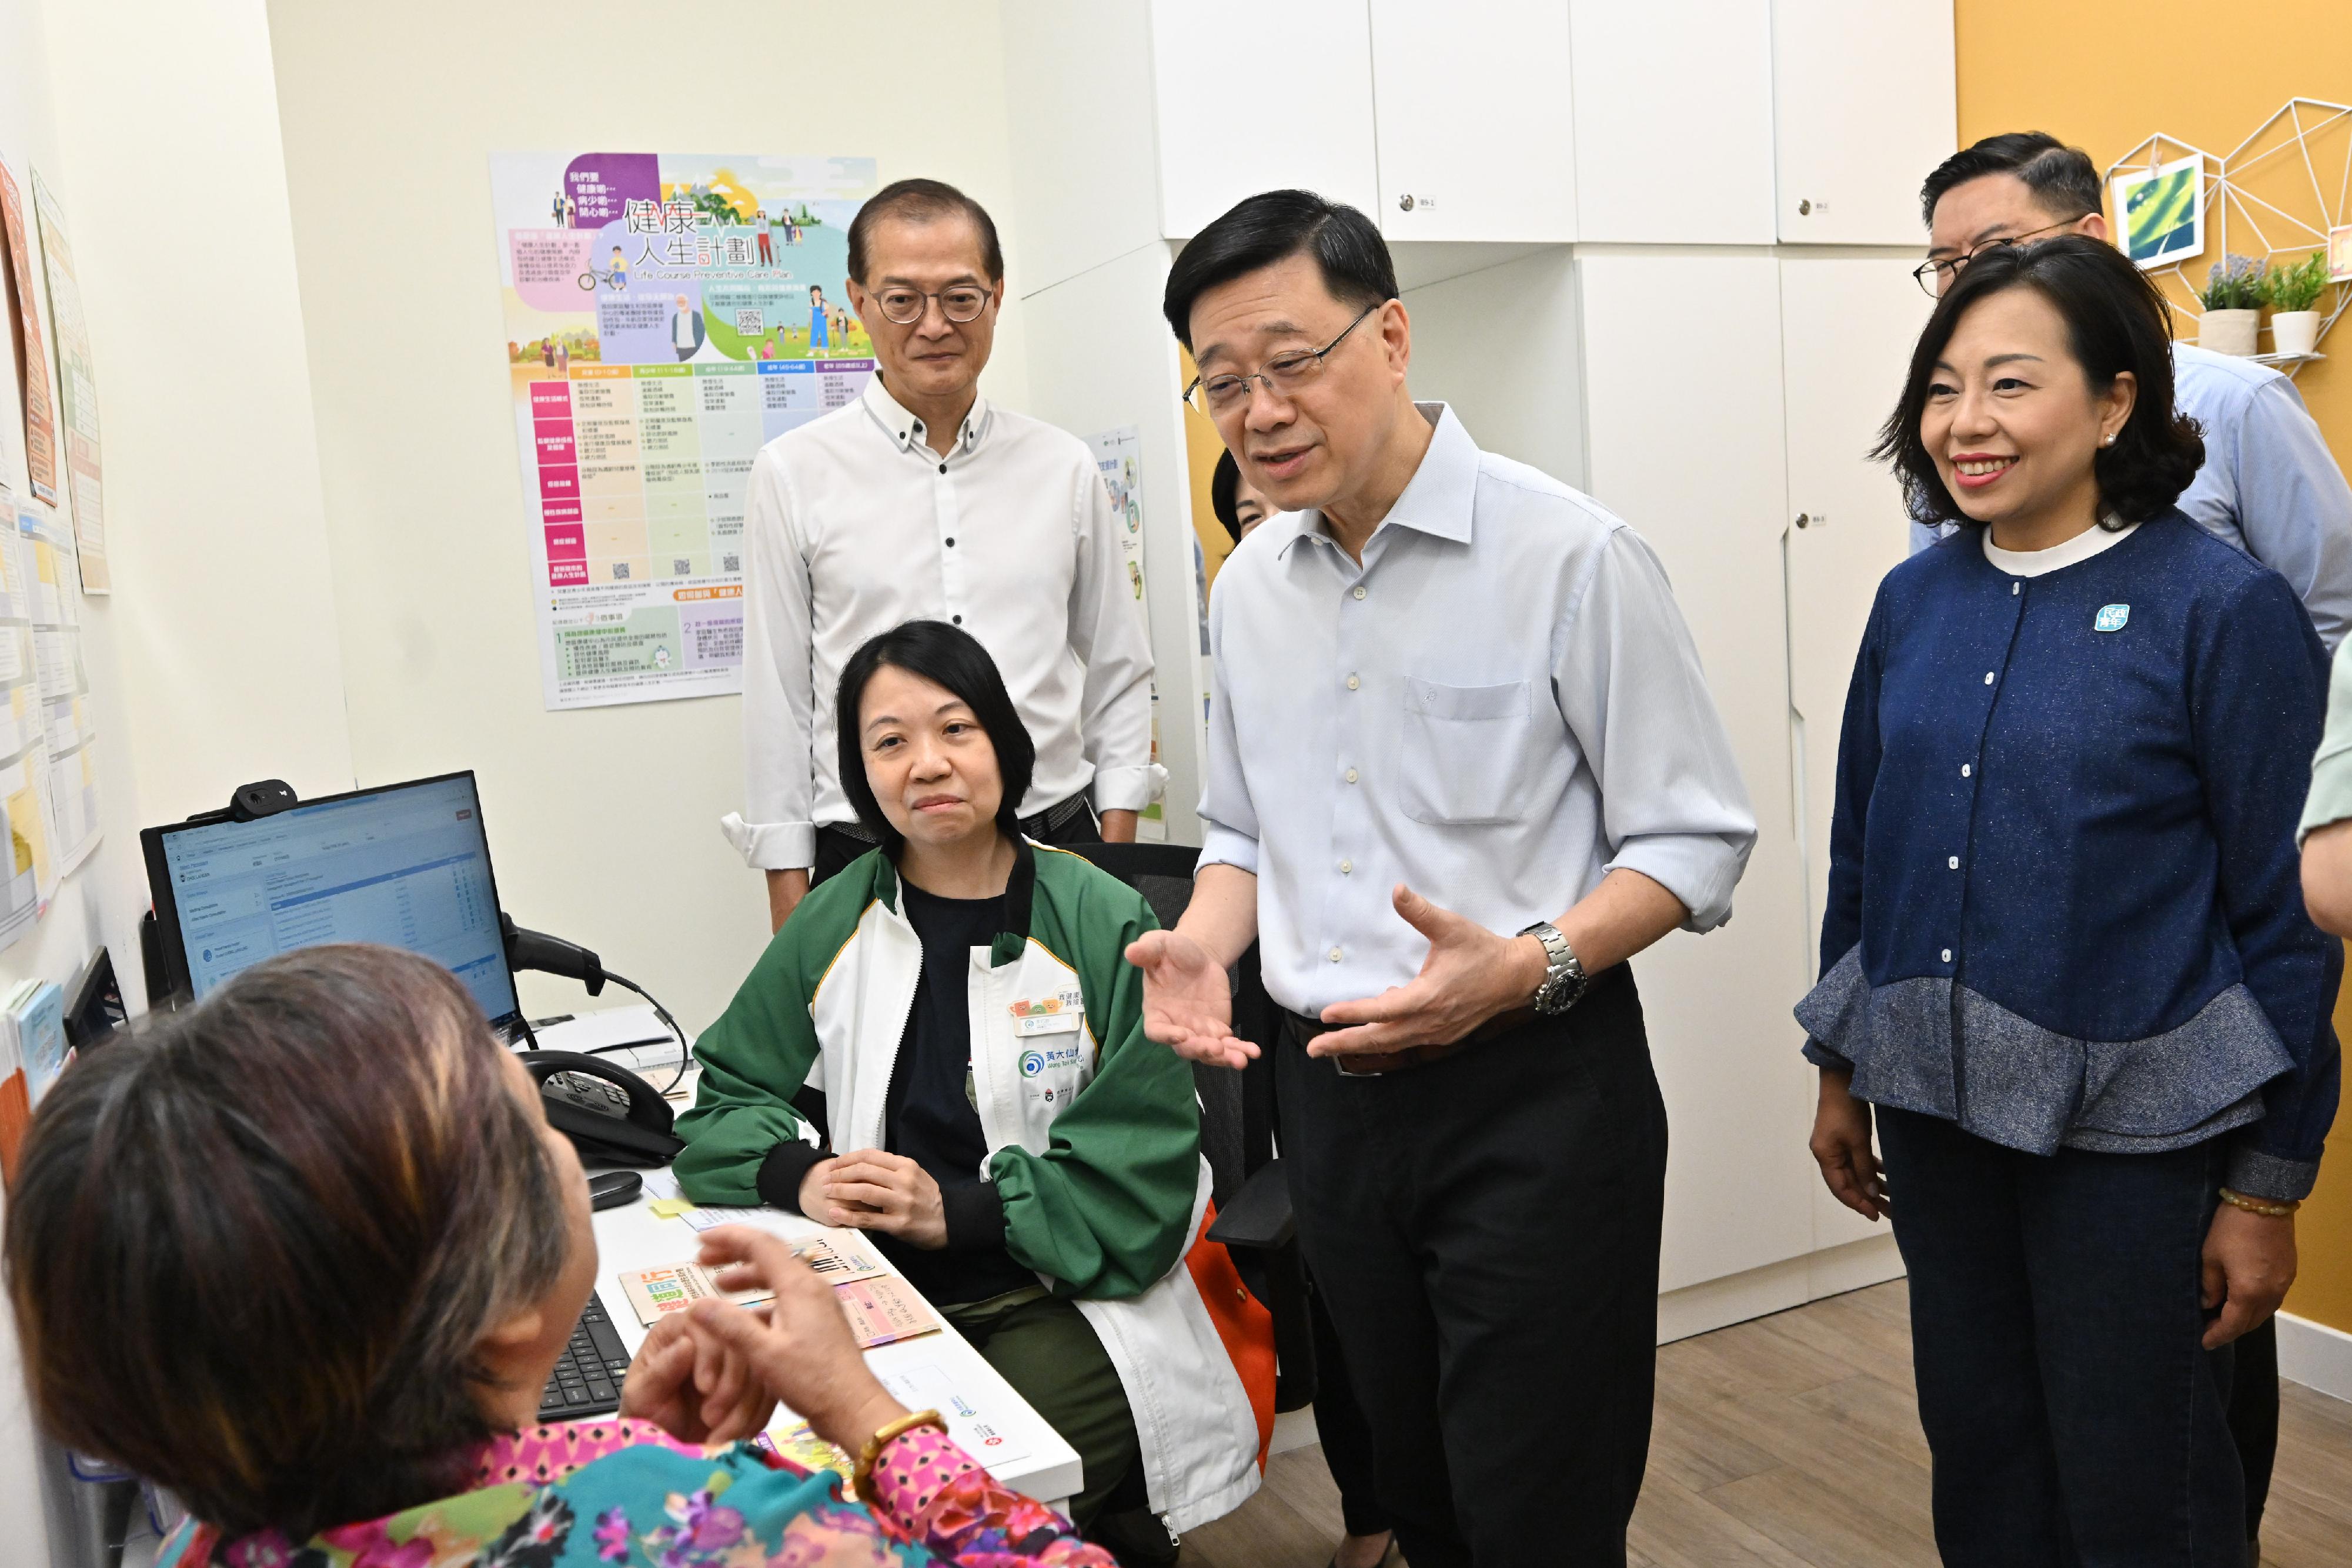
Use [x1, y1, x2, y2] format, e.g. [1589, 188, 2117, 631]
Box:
[523, 1049, 685, 1168]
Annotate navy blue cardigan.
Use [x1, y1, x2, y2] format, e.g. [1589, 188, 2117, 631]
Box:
[1797, 510, 2340, 1200]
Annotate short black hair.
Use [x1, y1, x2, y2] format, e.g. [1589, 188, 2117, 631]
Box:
[1161, 189, 1397, 350]
[1920, 132, 2103, 229]
[1873, 235, 2204, 530]
[834, 620, 1035, 855]
[848, 178, 1005, 283]
[1210, 450, 1245, 543]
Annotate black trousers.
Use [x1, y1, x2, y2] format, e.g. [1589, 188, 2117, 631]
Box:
[2229, 1318, 2278, 1544]
[808, 798, 1102, 887]
[1279, 967, 1666, 1568]
[1876, 1107, 2243, 1566]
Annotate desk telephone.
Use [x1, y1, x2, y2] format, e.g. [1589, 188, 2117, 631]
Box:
[524, 1049, 685, 1168]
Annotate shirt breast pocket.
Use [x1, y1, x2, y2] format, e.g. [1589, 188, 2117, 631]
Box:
[1401, 677, 1535, 826]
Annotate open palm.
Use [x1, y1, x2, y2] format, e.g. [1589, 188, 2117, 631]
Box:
[1125, 928, 1259, 1069]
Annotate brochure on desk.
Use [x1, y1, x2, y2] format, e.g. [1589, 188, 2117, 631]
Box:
[769, 1360, 1033, 1478]
[616, 1232, 939, 1349]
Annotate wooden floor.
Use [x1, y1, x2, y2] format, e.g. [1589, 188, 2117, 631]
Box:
[1178, 1281, 2352, 1567]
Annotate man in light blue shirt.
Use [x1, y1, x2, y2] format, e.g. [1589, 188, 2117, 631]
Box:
[1910, 131, 2351, 1567]
[1911, 132, 2352, 650]
[1126, 190, 1755, 1567]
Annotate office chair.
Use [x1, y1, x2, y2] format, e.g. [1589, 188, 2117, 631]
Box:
[1061, 840, 1318, 1413]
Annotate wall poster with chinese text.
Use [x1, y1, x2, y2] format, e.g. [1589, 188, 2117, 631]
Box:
[490, 153, 878, 710]
[0, 162, 57, 509]
[31, 172, 106, 594]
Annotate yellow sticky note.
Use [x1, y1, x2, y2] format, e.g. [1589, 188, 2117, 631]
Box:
[648, 1198, 696, 1219]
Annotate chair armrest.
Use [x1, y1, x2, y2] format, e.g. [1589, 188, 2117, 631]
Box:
[1205, 1158, 1294, 1251]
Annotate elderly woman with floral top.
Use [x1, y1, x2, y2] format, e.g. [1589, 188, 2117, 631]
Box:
[4, 944, 1114, 1568]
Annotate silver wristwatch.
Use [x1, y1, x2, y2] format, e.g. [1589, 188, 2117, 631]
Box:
[1519, 921, 1588, 1015]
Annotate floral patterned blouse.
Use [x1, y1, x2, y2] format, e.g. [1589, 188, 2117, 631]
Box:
[154, 1417, 1118, 1568]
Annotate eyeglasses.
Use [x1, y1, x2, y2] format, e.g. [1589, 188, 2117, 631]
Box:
[873, 285, 996, 325]
[1184, 302, 1384, 415]
[1912, 220, 2079, 296]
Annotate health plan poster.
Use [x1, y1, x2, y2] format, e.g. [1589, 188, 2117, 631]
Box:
[31, 172, 106, 594]
[490, 153, 878, 711]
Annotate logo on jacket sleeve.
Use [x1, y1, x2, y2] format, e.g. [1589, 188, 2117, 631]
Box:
[2094, 603, 2130, 632]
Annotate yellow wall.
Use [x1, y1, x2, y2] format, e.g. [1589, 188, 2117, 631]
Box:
[1958, 1, 2352, 1330]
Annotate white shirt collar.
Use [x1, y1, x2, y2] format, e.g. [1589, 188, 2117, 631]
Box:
[1276, 402, 1476, 560]
[861, 373, 990, 457]
[1982, 516, 2139, 579]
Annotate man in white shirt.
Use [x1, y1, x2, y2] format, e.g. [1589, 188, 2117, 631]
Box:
[728, 179, 1158, 931]
[1129, 190, 1756, 1567]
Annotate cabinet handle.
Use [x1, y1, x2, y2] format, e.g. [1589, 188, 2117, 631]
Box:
[1795, 513, 1811, 529]
[1398, 193, 1415, 212]
[1797, 199, 1813, 216]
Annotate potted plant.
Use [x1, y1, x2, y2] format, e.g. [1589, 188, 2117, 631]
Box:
[2266, 250, 2331, 357]
[2196, 253, 2266, 356]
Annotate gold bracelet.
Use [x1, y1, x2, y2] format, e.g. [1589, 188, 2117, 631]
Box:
[852, 1408, 947, 1509]
[2219, 1186, 2300, 1218]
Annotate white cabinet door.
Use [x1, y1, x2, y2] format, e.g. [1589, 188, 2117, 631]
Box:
[1779, 255, 1927, 977]
[1780, 256, 1928, 1251]
[1150, 0, 1379, 239]
[1577, 254, 1818, 1292]
[1570, 0, 1775, 243]
[1771, 0, 1956, 244]
[1369, 0, 1576, 243]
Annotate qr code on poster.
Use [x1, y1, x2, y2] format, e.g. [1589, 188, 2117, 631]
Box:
[735, 309, 764, 333]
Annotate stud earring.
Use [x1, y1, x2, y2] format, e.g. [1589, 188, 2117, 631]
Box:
[2101, 433, 2116, 447]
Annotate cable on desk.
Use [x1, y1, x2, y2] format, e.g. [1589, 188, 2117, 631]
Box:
[593, 971, 689, 1094]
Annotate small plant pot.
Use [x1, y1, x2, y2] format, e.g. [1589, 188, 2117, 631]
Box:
[2271, 310, 2322, 357]
[2200, 309, 2260, 356]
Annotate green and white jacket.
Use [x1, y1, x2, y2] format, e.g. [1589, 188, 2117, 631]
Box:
[675, 840, 1261, 1532]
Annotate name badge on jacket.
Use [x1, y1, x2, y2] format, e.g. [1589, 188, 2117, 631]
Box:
[1011, 992, 1084, 1036]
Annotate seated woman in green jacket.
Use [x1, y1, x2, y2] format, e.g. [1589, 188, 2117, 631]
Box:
[678, 620, 1260, 1548]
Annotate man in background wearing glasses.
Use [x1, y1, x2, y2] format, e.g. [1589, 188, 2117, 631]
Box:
[1912, 133, 2352, 650]
[726, 178, 1160, 930]
[1128, 189, 1756, 1566]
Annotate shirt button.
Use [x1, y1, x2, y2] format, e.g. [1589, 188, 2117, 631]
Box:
[1346, 675, 1360, 691]
[1962, 764, 1972, 778]
[1352, 586, 1367, 600]
[1983, 671, 1995, 686]
[945, 536, 956, 547]
[2013, 582, 2021, 596]
[1329, 947, 1344, 963]
[952, 614, 963, 625]
[1947, 856, 1960, 870]
[1339, 859, 1353, 875]
[1941, 948, 1953, 963]
[937, 462, 947, 474]
[1345, 768, 1359, 784]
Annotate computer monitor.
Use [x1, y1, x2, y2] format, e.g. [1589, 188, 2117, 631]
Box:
[140, 771, 522, 1031]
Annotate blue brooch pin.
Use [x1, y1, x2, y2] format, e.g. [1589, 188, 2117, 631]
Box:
[2094, 603, 2130, 633]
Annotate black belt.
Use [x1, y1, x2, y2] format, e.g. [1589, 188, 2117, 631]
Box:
[830, 791, 1091, 845]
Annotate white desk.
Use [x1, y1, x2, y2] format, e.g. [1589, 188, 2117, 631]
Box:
[587, 1175, 1084, 1505]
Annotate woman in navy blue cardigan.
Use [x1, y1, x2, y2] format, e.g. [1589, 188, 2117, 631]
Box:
[1799, 236, 2337, 1566]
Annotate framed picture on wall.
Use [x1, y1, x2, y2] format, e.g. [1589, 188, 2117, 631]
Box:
[2113, 155, 2205, 269]
[2331, 223, 2352, 283]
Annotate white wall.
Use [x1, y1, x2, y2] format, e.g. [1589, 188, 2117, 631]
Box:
[260, 0, 1037, 1031]
[0, 0, 358, 1551]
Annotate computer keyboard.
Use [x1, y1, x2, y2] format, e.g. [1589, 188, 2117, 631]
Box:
[538, 1294, 632, 1422]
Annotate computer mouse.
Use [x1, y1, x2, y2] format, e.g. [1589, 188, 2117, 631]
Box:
[587, 1170, 643, 1211]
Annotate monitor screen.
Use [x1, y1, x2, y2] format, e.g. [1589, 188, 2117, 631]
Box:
[148, 773, 520, 1025]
